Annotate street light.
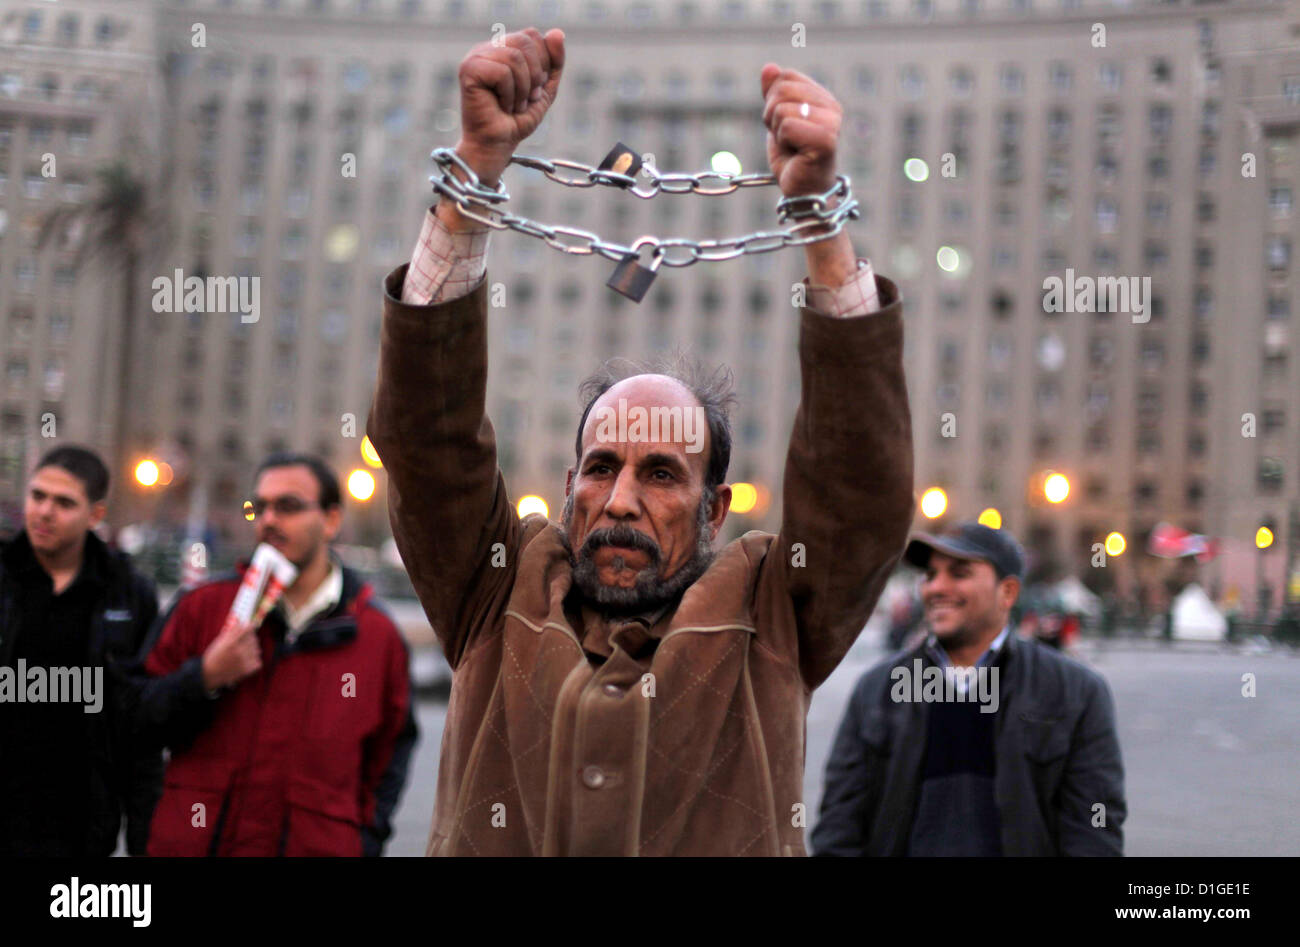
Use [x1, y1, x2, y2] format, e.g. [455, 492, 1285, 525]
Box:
[920, 487, 947, 519]
[710, 151, 742, 176]
[360, 435, 383, 469]
[730, 482, 758, 514]
[1105, 531, 1126, 557]
[347, 469, 376, 502]
[134, 459, 160, 487]
[1257, 518, 1277, 622]
[1044, 472, 1070, 504]
[517, 495, 548, 519]
[977, 507, 1002, 529]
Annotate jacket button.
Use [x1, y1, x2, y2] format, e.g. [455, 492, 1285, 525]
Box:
[582, 765, 606, 789]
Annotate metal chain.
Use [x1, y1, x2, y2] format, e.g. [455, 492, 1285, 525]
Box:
[428, 147, 860, 269]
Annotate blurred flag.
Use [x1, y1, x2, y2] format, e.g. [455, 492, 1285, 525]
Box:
[1148, 522, 1220, 563]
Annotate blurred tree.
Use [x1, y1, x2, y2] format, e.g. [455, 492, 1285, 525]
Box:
[40, 156, 169, 511]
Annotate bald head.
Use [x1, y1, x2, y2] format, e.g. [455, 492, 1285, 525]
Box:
[580, 373, 711, 463]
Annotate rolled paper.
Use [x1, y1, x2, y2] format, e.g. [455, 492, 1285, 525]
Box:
[220, 543, 299, 635]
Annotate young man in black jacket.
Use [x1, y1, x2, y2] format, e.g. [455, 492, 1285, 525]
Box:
[0, 446, 163, 856]
[812, 522, 1126, 856]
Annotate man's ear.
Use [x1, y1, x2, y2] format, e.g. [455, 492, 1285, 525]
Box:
[323, 505, 344, 542]
[999, 575, 1021, 610]
[707, 485, 732, 541]
[87, 501, 107, 530]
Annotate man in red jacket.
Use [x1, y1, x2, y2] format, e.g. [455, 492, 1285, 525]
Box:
[135, 453, 417, 856]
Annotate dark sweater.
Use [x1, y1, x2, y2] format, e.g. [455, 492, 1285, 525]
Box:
[906, 693, 1002, 856]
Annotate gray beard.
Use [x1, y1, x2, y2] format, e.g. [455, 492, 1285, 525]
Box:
[561, 491, 717, 616]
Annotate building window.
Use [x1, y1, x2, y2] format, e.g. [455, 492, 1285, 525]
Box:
[1098, 62, 1121, 93]
[1140, 338, 1164, 371]
[1270, 187, 1292, 217]
[999, 65, 1024, 96]
[1195, 288, 1212, 321]
[1148, 104, 1172, 139]
[1047, 63, 1072, 94]
[1089, 336, 1114, 368]
[950, 67, 974, 96]
[1268, 237, 1290, 270]
[1258, 458, 1284, 492]
[1047, 107, 1070, 143]
[1095, 196, 1118, 233]
[1096, 151, 1119, 180]
[1151, 59, 1172, 84]
[1145, 194, 1169, 225]
[1137, 428, 1161, 455]
[899, 66, 925, 100]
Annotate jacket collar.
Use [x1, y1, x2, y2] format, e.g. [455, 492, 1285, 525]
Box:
[922, 622, 1013, 669]
[2, 528, 110, 594]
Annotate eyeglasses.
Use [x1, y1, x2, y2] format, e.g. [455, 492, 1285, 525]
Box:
[248, 496, 320, 517]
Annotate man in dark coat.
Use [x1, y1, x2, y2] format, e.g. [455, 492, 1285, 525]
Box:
[0, 446, 162, 856]
[812, 522, 1126, 856]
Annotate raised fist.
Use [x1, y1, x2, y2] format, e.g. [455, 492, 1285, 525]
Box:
[760, 64, 843, 199]
[454, 27, 566, 188]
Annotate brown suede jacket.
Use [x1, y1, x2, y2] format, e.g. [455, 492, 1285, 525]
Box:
[368, 264, 914, 855]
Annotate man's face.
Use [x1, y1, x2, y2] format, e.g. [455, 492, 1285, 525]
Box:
[251, 466, 341, 570]
[563, 374, 731, 612]
[921, 551, 1019, 647]
[24, 466, 103, 558]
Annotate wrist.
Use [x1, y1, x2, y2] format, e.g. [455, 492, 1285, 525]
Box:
[452, 140, 507, 189]
[199, 653, 222, 693]
[803, 230, 858, 288]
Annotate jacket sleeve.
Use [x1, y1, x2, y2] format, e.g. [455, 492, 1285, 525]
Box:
[121, 574, 164, 856]
[359, 626, 415, 856]
[366, 266, 520, 668]
[810, 674, 876, 856]
[131, 590, 222, 753]
[1057, 673, 1126, 855]
[759, 275, 916, 690]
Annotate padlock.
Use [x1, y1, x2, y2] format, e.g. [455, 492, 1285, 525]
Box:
[597, 142, 644, 184]
[606, 252, 663, 303]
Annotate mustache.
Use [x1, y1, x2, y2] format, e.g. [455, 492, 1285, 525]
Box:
[580, 524, 661, 566]
[258, 528, 288, 545]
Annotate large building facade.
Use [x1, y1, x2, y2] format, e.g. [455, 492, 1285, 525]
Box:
[1, 0, 1297, 607]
